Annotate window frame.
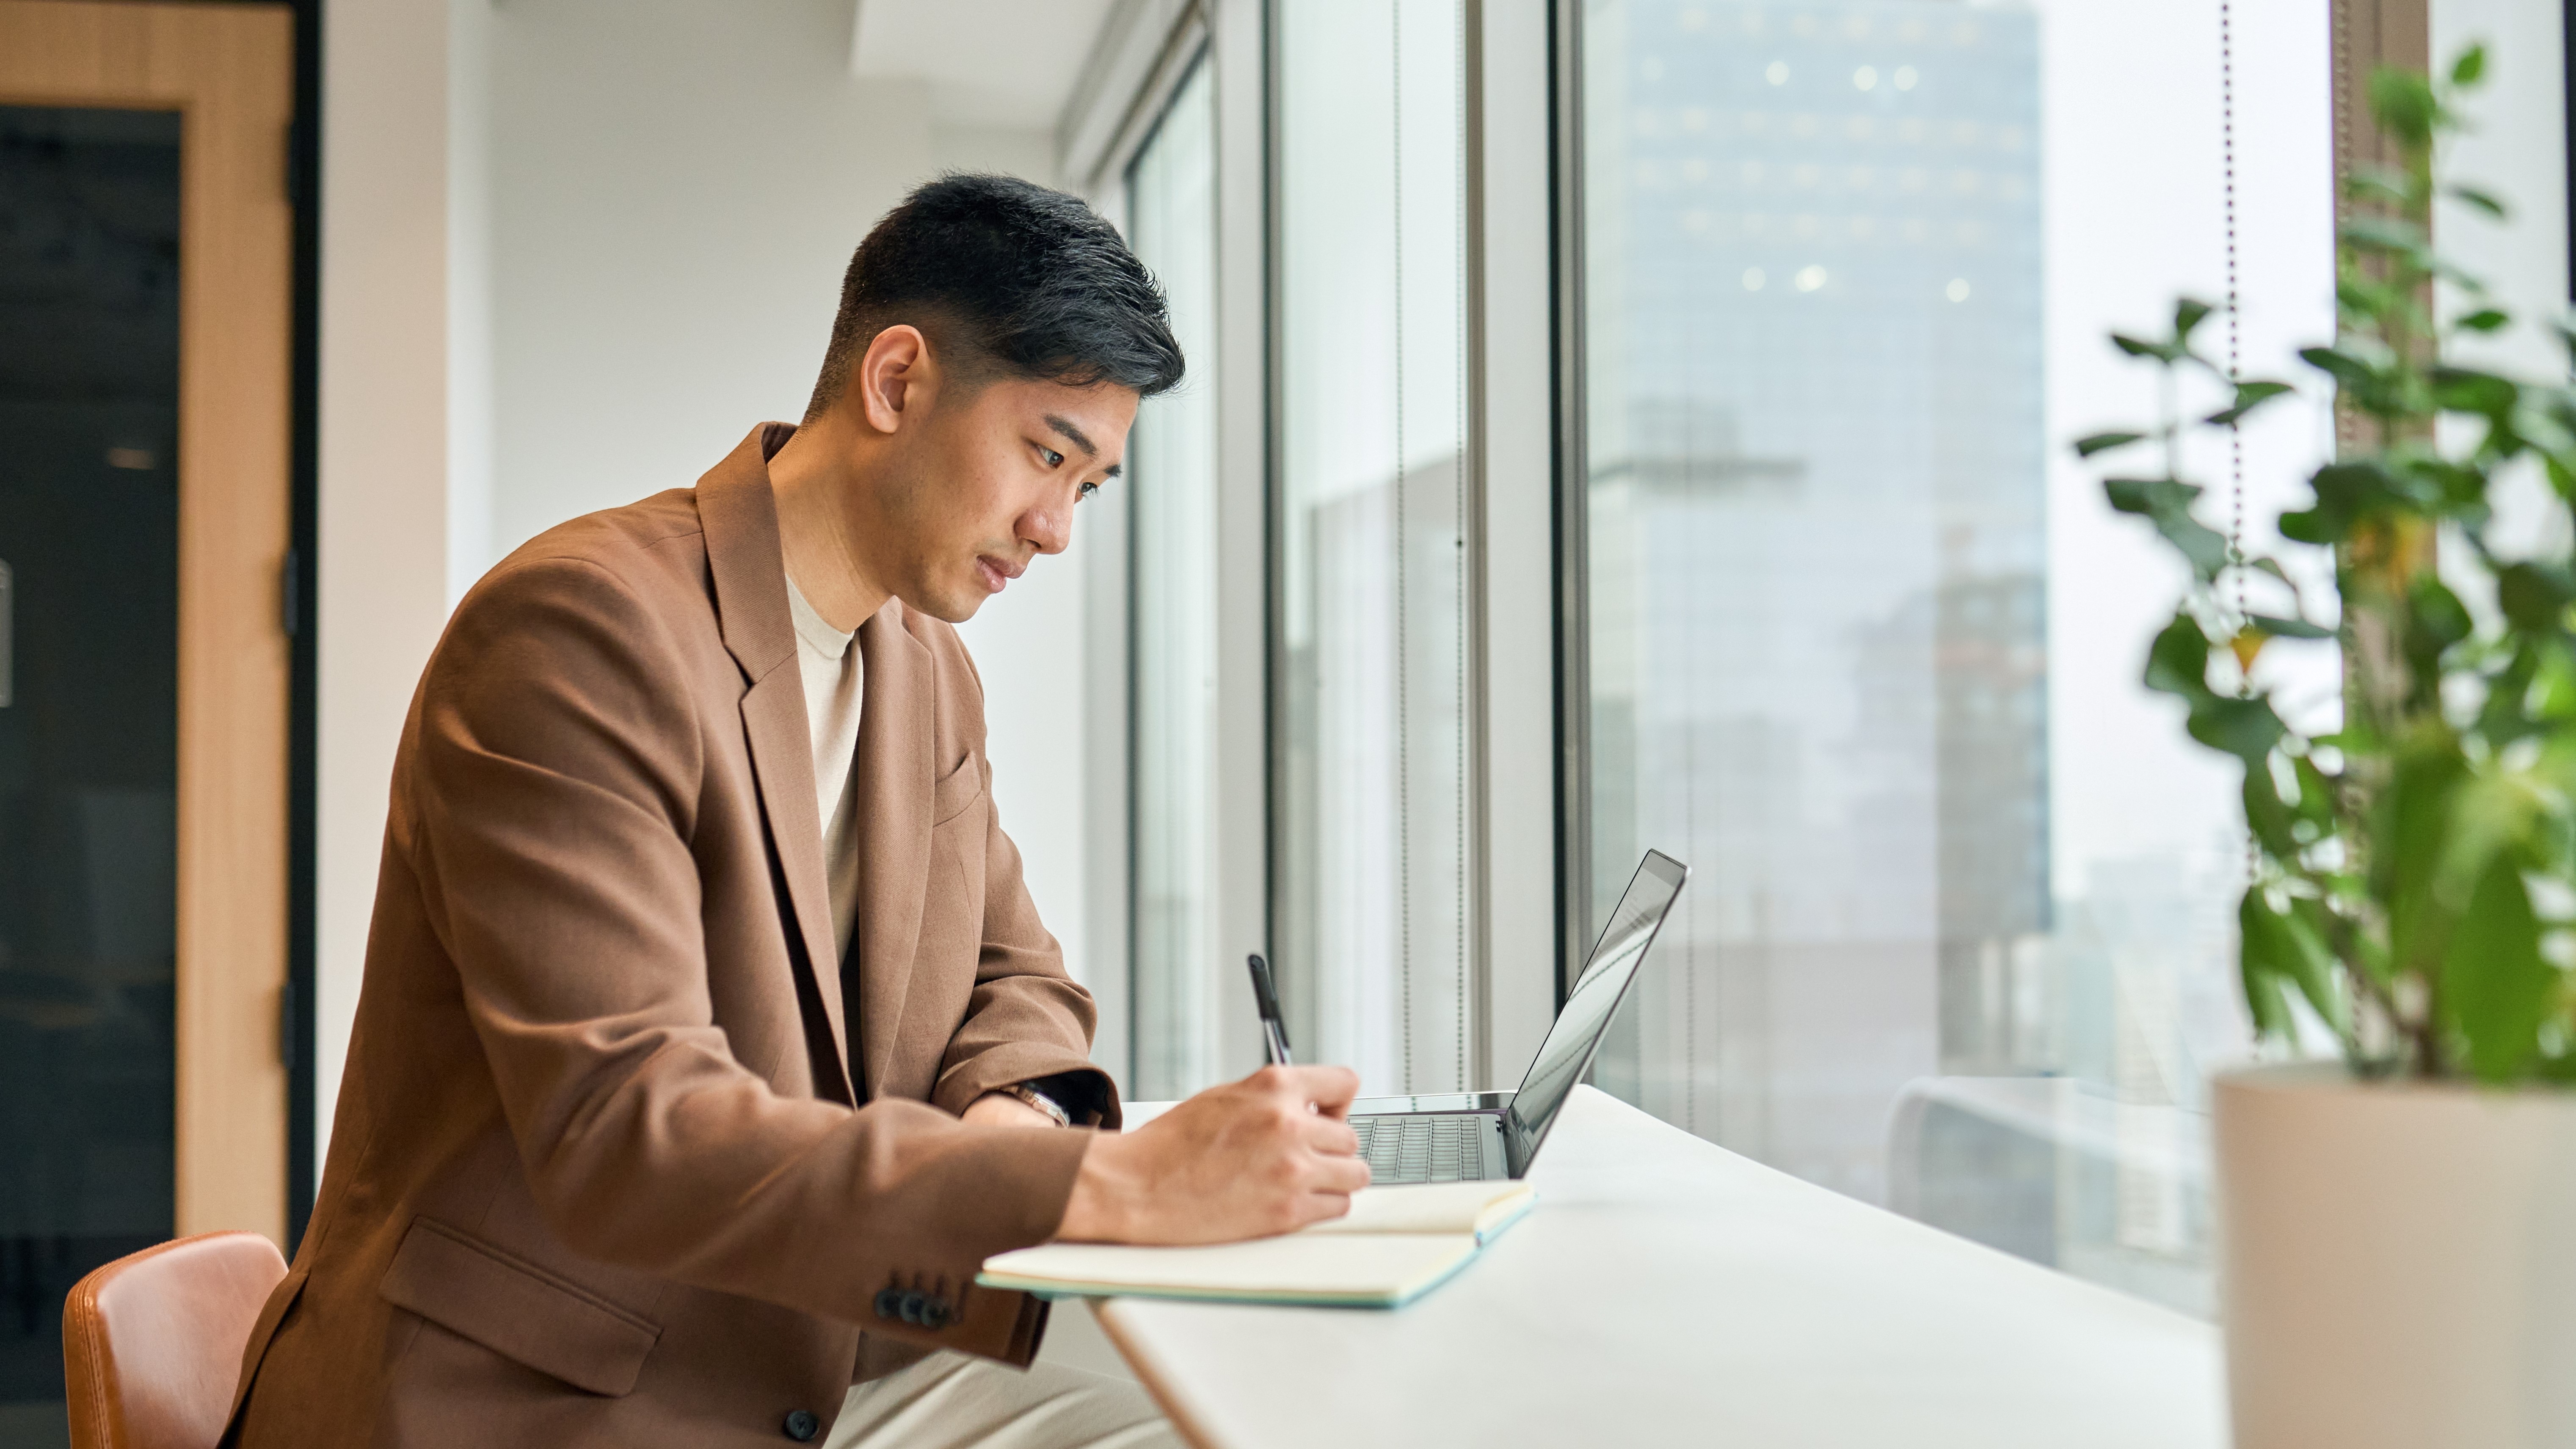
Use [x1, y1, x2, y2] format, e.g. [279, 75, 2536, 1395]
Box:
[1065, 0, 1571, 1099]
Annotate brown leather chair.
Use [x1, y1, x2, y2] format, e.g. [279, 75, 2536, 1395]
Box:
[61, 1231, 288, 1449]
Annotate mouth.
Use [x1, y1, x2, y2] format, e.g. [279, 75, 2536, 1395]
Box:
[974, 554, 1026, 594]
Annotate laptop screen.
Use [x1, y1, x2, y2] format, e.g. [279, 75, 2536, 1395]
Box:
[1501, 850, 1688, 1173]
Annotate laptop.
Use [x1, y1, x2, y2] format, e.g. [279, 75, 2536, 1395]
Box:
[1346, 850, 1688, 1184]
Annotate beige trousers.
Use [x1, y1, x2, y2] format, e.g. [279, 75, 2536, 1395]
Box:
[825, 1351, 1180, 1449]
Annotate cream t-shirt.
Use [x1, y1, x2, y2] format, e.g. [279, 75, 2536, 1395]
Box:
[785, 573, 864, 961]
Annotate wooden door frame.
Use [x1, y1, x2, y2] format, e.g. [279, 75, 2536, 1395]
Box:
[0, 0, 296, 1247]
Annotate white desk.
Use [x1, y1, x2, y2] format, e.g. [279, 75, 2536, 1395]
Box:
[1090, 1087, 2224, 1448]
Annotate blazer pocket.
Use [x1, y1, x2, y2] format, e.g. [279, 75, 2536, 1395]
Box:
[931, 753, 985, 826]
[379, 1217, 661, 1397]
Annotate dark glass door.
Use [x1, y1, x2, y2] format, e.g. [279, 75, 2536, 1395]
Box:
[0, 104, 182, 1448]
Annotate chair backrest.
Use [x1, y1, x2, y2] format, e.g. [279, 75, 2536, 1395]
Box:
[62, 1231, 288, 1449]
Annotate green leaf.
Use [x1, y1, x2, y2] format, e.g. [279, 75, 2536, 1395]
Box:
[2291, 754, 2342, 824]
[2074, 431, 2146, 458]
[2369, 65, 2440, 148]
[2113, 332, 2182, 363]
[2238, 890, 2302, 1042]
[2279, 507, 2339, 545]
[2104, 477, 2230, 578]
[2249, 613, 2336, 640]
[2143, 613, 2214, 700]
[2431, 366, 2517, 417]
[2244, 765, 2303, 860]
[2301, 345, 2380, 389]
[2432, 256, 2493, 298]
[2338, 274, 2408, 320]
[2175, 298, 2215, 344]
[2344, 164, 2415, 208]
[2189, 695, 2287, 761]
[2316, 459, 2399, 513]
[2412, 456, 2486, 511]
[2290, 890, 2356, 952]
[2247, 556, 2309, 610]
[2342, 213, 2428, 254]
[2104, 477, 2200, 515]
[2455, 307, 2510, 333]
[2272, 894, 2351, 1035]
[2411, 574, 2474, 650]
[2478, 645, 2546, 743]
[2531, 646, 2576, 721]
[2160, 513, 2231, 579]
[2383, 733, 2469, 974]
[2404, 576, 2474, 692]
[2280, 459, 2395, 544]
[2451, 43, 2488, 88]
[2496, 562, 2575, 633]
[2443, 858, 2558, 1083]
[2205, 380, 2296, 428]
[2448, 185, 2507, 220]
[2438, 773, 2544, 912]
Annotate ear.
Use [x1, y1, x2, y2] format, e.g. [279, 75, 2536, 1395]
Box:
[852, 324, 931, 436]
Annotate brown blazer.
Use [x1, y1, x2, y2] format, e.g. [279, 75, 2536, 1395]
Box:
[229, 424, 1117, 1447]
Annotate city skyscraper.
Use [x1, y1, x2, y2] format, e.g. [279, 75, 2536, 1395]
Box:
[1583, 0, 2049, 1203]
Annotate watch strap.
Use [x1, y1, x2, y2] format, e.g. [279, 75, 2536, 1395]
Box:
[997, 1082, 1071, 1129]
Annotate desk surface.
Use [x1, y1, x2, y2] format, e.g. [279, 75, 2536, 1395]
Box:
[1092, 1087, 2224, 1449]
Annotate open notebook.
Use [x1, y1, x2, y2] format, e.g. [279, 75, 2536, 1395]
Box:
[978, 1180, 1536, 1309]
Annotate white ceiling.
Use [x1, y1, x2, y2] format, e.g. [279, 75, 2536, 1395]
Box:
[849, 0, 1122, 130]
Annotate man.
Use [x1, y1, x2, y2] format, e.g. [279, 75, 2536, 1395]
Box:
[230, 176, 1368, 1448]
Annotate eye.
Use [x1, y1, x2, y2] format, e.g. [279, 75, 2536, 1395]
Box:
[1038, 445, 1066, 469]
[1077, 480, 1100, 501]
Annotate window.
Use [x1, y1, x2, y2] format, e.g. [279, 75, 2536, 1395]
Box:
[1274, 0, 1477, 1096]
[1125, 54, 1221, 1101]
[1571, 0, 2334, 1314]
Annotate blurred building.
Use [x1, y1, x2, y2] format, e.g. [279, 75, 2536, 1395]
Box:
[1583, 0, 2049, 1203]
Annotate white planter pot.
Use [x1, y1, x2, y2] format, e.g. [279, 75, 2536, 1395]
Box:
[2213, 1062, 2576, 1448]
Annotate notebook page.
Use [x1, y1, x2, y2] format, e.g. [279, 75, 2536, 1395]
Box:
[981, 1231, 1476, 1303]
[1301, 1181, 1536, 1237]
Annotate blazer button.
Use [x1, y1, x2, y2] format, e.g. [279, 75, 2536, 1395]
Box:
[873, 1288, 904, 1321]
[782, 1409, 821, 1441]
[922, 1297, 952, 1330]
[898, 1290, 927, 1325]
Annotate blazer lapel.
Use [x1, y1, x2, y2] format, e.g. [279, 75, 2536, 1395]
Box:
[852, 601, 936, 1102]
[696, 424, 856, 1106]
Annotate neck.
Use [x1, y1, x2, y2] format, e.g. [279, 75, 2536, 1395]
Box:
[767, 413, 892, 633]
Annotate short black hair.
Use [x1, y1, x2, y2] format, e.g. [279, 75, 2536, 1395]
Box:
[805, 173, 1183, 422]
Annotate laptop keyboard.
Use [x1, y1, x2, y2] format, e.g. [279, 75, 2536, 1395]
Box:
[1351, 1114, 1491, 1184]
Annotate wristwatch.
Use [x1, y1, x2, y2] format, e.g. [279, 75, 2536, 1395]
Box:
[994, 1082, 1071, 1128]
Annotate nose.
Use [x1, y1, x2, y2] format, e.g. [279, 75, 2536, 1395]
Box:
[1020, 491, 1073, 556]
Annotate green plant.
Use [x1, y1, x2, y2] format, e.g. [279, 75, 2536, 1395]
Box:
[2083, 47, 2576, 1083]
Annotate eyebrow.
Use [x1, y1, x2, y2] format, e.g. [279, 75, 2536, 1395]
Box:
[1044, 414, 1122, 478]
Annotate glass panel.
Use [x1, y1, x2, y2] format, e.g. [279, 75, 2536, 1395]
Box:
[1575, 0, 2332, 1316]
[1277, 0, 1473, 1096]
[0, 105, 183, 1441]
[1126, 56, 1223, 1100]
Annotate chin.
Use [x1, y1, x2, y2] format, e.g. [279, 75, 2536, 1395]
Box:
[914, 586, 984, 625]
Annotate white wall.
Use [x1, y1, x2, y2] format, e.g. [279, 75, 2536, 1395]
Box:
[315, 0, 463, 1159]
[2431, 0, 2568, 378]
[2428, 2, 2569, 571]
[477, 0, 924, 562]
[317, 0, 1100, 1165]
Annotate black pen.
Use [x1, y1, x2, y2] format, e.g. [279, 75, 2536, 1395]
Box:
[1246, 953, 1292, 1066]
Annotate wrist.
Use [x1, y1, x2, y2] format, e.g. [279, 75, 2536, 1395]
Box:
[963, 1092, 1054, 1130]
[1059, 1131, 1139, 1242]
[993, 1081, 1072, 1128]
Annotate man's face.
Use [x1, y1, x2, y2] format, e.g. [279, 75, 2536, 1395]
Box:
[876, 371, 1137, 623]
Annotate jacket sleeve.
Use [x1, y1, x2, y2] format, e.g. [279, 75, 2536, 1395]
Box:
[927, 634, 1123, 1128]
[402, 554, 1088, 1352]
